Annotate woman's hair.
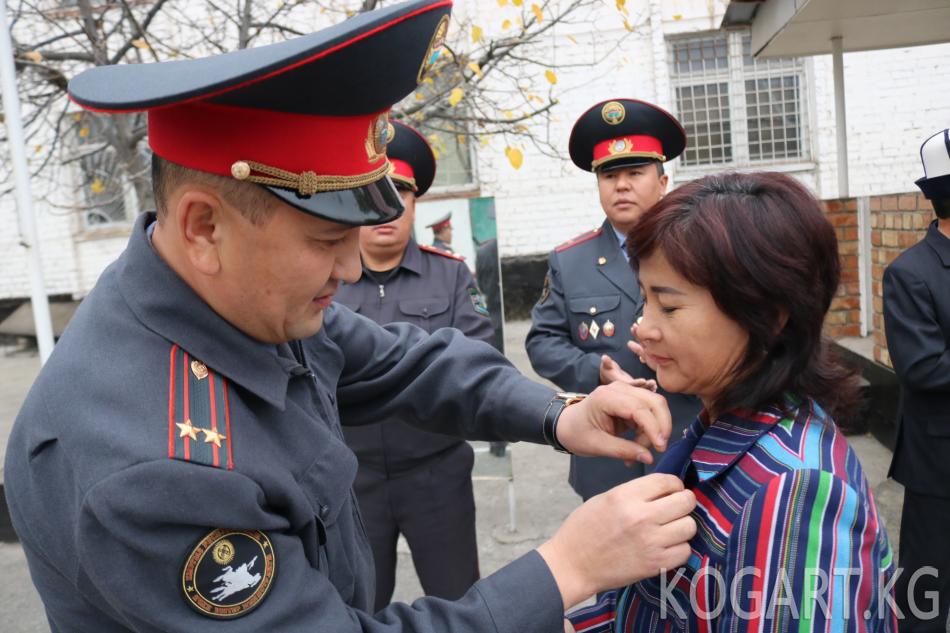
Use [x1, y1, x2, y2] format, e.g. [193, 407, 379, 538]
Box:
[628, 171, 860, 421]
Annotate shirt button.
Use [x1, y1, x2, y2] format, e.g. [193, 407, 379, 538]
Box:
[589, 306, 597, 315]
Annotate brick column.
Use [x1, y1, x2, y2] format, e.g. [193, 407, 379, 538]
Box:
[822, 198, 861, 339]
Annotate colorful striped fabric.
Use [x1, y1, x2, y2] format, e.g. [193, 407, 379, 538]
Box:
[569, 394, 897, 633]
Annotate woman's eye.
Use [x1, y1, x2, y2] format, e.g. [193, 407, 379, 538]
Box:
[661, 306, 679, 315]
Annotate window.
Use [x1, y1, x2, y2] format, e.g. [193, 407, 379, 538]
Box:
[668, 32, 808, 169]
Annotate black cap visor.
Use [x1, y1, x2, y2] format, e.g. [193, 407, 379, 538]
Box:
[265, 174, 405, 226]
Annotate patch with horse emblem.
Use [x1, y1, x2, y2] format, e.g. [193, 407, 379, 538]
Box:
[182, 529, 276, 619]
[417, 14, 449, 83]
[468, 287, 490, 316]
[601, 101, 625, 125]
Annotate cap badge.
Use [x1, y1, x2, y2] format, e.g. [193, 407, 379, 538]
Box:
[418, 14, 449, 84]
[602, 101, 626, 125]
[609, 138, 631, 155]
[182, 529, 276, 619]
[365, 112, 393, 163]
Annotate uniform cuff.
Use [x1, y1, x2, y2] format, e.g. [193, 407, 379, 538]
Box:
[475, 550, 563, 633]
[497, 378, 556, 444]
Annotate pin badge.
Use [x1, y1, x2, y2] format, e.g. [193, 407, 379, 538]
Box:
[603, 320, 615, 337]
[578, 321, 589, 341]
[191, 360, 209, 380]
[589, 320, 600, 339]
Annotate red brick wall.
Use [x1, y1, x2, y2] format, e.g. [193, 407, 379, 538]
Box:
[870, 192, 934, 368]
[822, 198, 861, 339]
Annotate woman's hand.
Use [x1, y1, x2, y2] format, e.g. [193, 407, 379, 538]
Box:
[627, 321, 658, 371]
[599, 354, 657, 391]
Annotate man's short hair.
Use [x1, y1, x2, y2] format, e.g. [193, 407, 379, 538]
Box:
[151, 155, 279, 225]
[934, 198, 950, 219]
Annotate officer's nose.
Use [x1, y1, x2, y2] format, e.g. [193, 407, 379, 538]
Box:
[333, 229, 363, 283]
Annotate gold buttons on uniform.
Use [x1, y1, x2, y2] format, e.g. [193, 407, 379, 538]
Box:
[588, 306, 597, 315]
[597, 256, 607, 265]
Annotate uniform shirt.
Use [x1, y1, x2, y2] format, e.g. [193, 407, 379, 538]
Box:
[336, 239, 494, 474]
[3, 212, 564, 633]
[883, 221, 950, 497]
[526, 219, 701, 498]
[569, 395, 897, 633]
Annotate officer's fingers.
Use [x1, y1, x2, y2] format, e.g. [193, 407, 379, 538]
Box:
[622, 473, 686, 501]
[607, 384, 672, 450]
[649, 489, 697, 524]
[655, 515, 698, 548]
[578, 432, 653, 464]
[662, 542, 694, 571]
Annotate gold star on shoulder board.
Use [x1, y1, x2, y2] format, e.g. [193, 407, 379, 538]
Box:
[176, 420, 199, 441]
[202, 427, 226, 448]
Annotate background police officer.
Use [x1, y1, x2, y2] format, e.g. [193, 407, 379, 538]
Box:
[427, 212, 454, 252]
[526, 99, 703, 501]
[336, 120, 491, 611]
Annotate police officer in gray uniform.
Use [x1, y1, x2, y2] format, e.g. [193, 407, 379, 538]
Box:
[336, 120, 490, 610]
[527, 99, 703, 501]
[4, 7, 699, 631]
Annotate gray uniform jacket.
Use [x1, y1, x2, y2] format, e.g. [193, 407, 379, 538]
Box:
[884, 221, 950, 498]
[526, 219, 701, 499]
[336, 239, 494, 473]
[4, 213, 563, 632]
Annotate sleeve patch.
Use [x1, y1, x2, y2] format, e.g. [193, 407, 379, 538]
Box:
[538, 273, 551, 305]
[468, 287, 490, 316]
[182, 528, 276, 619]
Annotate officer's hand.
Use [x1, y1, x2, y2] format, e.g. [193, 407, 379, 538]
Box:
[556, 382, 671, 466]
[538, 474, 697, 608]
[627, 321, 658, 372]
[598, 354, 657, 392]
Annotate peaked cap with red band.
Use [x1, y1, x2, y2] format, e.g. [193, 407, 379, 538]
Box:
[387, 120, 437, 196]
[67, 0, 453, 226]
[568, 99, 686, 173]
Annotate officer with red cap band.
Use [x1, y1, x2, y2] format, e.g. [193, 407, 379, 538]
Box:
[5, 6, 698, 632]
[527, 99, 702, 502]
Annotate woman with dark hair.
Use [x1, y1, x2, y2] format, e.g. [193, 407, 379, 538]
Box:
[568, 172, 896, 632]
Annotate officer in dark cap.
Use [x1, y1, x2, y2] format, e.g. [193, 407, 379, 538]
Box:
[884, 127, 950, 633]
[427, 211, 454, 252]
[526, 99, 702, 501]
[4, 6, 699, 632]
[336, 120, 490, 611]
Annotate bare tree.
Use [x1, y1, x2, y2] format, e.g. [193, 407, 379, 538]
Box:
[2, 0, 635, 223]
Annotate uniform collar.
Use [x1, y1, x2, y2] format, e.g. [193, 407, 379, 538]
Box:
[688, 394, 801, 482]
[361, 238, 423, 277]
[925, 220, 950, 267]
[117, 212, 291, 410]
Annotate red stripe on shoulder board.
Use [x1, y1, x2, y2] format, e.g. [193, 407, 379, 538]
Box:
[168, 344, 178, 459]
[419, 244, 464, 260]
[555, 228, 602, 252]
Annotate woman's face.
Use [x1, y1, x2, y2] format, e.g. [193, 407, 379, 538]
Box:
[637, 249, 750, 411]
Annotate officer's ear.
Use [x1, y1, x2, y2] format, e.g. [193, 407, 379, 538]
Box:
[173, 184, 228, 276]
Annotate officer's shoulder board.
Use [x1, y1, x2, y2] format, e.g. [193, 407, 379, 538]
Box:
[555, 227, 602, 253]
[419, 243, 465, 261]
[167, 343, 234, 471]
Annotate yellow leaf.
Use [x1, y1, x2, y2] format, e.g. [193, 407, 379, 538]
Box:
[503, 110, 513, 119]
[72, 112, 82, 121]
[501, 19, 511, 30]
[79, 126, 90, 138]
[471, 25, 483, 43]
[457, 134, 467, 145]
[90, 179, 105, 194]
[512, 0, 522, 6]
[514, 124, 529, 133]
[34, 145, 43, 153]
[673, 14, 683, 21]
[480, 135, 490, 146]
[23, 50, 42, 63]
[566, 34, 577, 44]
[131, 38, 149, 50]
[497, 0, 507, 5]
[531, 4, 543, 23]
[467, 61, 482, 77]
[505, 147, 523, 170]
[623, 18, 634, 31]
[431, 146, 441, 159]
[448, 87, 464, 106]
[615, 0, 626, 11]
[415, 92, 425, 101]
[544, 69, 557, 85]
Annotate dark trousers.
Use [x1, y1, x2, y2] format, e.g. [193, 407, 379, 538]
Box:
[896, 490, 950, 633]
[353, 443, 480, 612]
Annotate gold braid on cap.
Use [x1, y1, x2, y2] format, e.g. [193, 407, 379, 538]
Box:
[230, 159, 391, 196]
